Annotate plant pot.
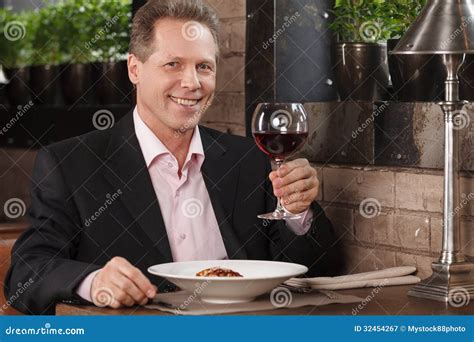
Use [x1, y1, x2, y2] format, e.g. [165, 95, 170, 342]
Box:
[60, 63, 94, 105]
[387, 39, 445, 102]
[332, 42, 389, 101]
[460, 54, 474, 101]
[92, 60, 133, 104]
[30, 64, 60, 105]
[3, 67, 31, 105]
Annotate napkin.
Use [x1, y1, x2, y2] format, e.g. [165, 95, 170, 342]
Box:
[145, 290, 363, 315]
[284, 266, 421, 290]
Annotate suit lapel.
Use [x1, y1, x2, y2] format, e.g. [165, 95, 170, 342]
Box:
[200, 127, 248, 259]
[103, 114, 173, 263]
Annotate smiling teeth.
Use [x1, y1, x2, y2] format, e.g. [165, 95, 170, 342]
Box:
[172, 97, 198, 106]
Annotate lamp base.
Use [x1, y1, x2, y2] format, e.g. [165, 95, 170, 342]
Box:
[408, 261, 474, 304]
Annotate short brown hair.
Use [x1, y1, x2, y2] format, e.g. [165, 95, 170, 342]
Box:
[130, 0, 220, 62]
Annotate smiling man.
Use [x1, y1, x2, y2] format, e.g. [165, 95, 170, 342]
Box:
[4, 0, 342, 314]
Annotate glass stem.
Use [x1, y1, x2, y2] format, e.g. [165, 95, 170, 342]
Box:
[275, 159, 285, 214]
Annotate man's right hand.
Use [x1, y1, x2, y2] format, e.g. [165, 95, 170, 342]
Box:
[90, 256, 157, 308]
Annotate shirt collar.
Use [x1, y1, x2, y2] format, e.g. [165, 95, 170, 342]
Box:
[133, 107, 205, 170]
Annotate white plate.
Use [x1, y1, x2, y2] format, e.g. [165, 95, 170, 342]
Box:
[148, 260, 308, 304]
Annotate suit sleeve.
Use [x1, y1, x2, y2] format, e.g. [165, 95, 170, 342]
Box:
[3, 148, 102, 315]
[261, 156, 345, 277]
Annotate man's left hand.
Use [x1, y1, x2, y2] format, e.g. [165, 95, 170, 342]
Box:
[269, 158, 319, 214]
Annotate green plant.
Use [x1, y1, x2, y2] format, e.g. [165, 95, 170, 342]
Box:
[55, 0, 100, 64]
[90, 0, 132, 63]
[384, 0, 427, 39]
[329, 0, 427, 43]
[0, 8, 34, 68]
[29, 2, 64, 66]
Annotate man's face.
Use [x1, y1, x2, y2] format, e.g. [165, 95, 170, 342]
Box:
[129, 18, 217, 132]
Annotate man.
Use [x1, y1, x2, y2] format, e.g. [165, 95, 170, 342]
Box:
[4, 0, 342, 315]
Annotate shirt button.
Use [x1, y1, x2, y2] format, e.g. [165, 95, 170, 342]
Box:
[168, 162, 173, 168]
[180, 233, 186, 240]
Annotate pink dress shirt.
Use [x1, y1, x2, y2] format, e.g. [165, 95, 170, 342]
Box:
[76, 107, 313, 302]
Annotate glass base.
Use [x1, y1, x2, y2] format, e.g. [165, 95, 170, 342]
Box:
[258, 209, 303, 220]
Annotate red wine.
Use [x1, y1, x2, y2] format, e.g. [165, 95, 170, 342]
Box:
[254, 132, 308, 160]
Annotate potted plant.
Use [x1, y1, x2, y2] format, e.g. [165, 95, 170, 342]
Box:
[91, 0, 133, 104]
[29, 3, 64, 105]
[0, 8, 34, 105]
[57, 0, 98, 105]
[329, 0, 390, 101]
[385, 0, 446, 102]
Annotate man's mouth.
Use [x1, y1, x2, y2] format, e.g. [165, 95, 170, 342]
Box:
[170, 96, 202, 107]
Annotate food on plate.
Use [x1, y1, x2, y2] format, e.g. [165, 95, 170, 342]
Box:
[196, 267, 243, 277]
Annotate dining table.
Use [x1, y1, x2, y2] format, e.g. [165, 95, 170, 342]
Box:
[56, 285, 474, 315]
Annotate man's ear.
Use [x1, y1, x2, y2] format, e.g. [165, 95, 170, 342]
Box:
[128, 54, 141, 85]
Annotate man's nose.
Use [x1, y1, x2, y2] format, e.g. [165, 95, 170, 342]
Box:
[181, 67, 201, 90]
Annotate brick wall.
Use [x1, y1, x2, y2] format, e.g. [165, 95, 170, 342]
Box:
[201, 0, 246, 136]
[317, 164, 474, 279]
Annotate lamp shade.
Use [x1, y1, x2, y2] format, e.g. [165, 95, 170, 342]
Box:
[392, 0, 474, 54]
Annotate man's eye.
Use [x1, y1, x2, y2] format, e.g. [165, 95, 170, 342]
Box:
[165, 62, 178, 68]
[198, 64, 212, 71]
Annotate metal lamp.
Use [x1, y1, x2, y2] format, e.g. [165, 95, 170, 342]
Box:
[391, 0, 474, 303]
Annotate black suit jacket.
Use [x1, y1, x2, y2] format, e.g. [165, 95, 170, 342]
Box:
[4, 113, 342, 315]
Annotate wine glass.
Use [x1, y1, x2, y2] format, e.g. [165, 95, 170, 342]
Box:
[252, 103, 309, 220]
